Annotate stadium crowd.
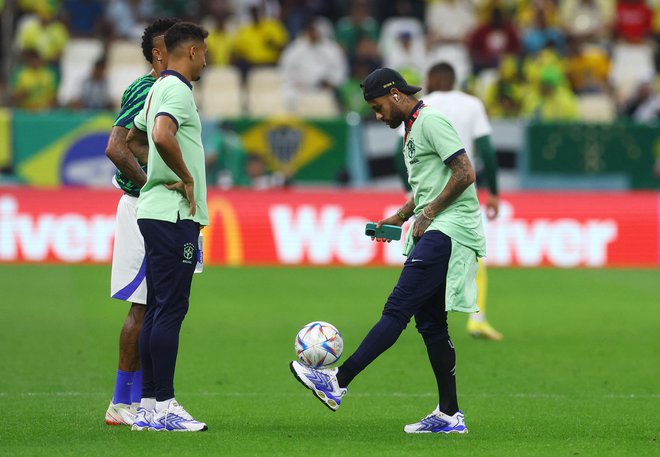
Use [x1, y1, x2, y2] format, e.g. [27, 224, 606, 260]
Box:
[4, 0, 660, 123]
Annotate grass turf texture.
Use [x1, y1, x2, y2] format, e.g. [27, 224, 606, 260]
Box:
[0, 265, 658, 457]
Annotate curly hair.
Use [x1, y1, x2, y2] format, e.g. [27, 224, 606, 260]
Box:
[140, 18, 180, 63]
[164, 22, 209, 53]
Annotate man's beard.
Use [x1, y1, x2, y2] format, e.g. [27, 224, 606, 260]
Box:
[387, 106, 405, 129]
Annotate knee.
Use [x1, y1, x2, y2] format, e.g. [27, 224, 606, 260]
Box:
[382, 307, 412, 332]
[416, 322, 449, 346]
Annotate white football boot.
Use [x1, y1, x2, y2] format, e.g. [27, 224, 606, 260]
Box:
[153, 400, 208, 432]
[289, 360, 347, 411]
[404, 408, 468, 434]
[104, 401, 136, 426]
[131, 407, 162, 431]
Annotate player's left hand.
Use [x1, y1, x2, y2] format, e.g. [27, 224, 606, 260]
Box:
[486, 195, 499, 220]
[412, 212, 432, 238]
[165, 180, 196, 216]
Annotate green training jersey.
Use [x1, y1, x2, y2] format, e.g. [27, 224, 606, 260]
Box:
[112, 73, 156, 196]
[403, 103, 486, 256]
[134, 70, 208, 225]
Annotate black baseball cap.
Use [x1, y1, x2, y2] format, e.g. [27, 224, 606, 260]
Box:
[360, 68, 421, 101]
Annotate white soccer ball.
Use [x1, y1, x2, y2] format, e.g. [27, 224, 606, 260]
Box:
[294, 321, 343, 368]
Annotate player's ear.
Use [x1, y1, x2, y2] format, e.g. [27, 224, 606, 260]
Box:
[391, 90, 400, 103]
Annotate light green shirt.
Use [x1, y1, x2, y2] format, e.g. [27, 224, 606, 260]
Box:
[134, 71, 208, 225]
[403, 104, 486, 257]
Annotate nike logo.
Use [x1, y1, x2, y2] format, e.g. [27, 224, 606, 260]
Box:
[411, 258, 423, 263]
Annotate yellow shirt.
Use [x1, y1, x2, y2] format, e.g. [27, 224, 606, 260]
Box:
[207, 29, 234, 66]
[232, 19, 288, 65]
[522, 86, 579, 121]
[12, 65, 58, 111]
[17, 16, 69, 61]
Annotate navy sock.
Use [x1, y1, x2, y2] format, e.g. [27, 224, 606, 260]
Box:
[425, 338, 458, 415]
[337, 314, 406, 388]
[112, 369, 134, 405]
[131, 370, 142, 404]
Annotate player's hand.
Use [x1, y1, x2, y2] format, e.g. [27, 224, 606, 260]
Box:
[165, 180, 196, 216]
[412, 212, 432, 238]
[486, 195, 499, 220]
[371, 214, 404, 243]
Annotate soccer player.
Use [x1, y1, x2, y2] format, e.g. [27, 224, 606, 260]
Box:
[104, 17, 179, 427]
[126, 22, 209, 432]
[418, 62, 503, 341]
[290, 68, 486, 434]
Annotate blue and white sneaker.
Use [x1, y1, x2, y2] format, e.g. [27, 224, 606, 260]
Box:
[153, 400, 208, 432]
[289, 360, 347, 411]
[131, 407, 162, 431]
[403, 408, 468, 434]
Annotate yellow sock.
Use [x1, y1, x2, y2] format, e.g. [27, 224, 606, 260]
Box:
[470, 259, 488, 322]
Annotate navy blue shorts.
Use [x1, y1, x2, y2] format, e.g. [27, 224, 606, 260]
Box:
[384, 230, 452, 343]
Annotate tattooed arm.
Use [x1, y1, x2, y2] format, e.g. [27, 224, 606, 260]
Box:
[412, 151, 476, 237]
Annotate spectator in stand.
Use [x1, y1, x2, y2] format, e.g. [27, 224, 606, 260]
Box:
[522, 65, 579, 121]
[614, 0, 653, 44]
[522, 7, 567, 56]
[338, 57, 378, 117]
[618, 79, 660, 123]
[10, 50, 58, 111]
[522, 45, 564, 88]
[206, 4, 236, 67]
[231, 2, 288, 80]
[153, 0, 200, 21]
[468, 6, 520, 74]
[335, 0, 379, 62]
[15, 5, 69, 76]
[565, 37, 611, 94]
[514, 0, 560, 31]
[425, 0, 476, 87]
[279, 16, 347, 111]
[106, 0, 154, 40]
[70, 57, 113, 110]
[484, 54, 526, 118]
[383, 30, 425, 87]
[61, 0, 107, 38]
[559, 0, 614, 43]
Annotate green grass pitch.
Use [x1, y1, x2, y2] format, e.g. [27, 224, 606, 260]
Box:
[0, 265, 658, 456]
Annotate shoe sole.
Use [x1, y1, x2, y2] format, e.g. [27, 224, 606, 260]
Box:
[105, 414, 133, 426]
[289, 362, 338, 412]
[159, 426, 209, 432]
[468, 331, 503, 341]
[404, 428, 469, 434]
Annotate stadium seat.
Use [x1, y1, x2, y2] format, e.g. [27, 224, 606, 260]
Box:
[577, 94, 615, 123]
[246, 67, 288, 117]
[108, 64, 150, 109]
[196, 66, 244, 119]
[58, 38, 104, 106]
[294, 90, 340, 118]
[610, 42, 654, 101]
[107, 39, 145, 68]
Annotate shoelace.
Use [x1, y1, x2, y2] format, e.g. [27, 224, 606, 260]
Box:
[170, 403, 194, 421]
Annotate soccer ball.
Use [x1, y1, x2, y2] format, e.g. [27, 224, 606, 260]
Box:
[294, 321, 343, 368]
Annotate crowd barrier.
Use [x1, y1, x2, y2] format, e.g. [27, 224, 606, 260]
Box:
[0, 188, 657, 268]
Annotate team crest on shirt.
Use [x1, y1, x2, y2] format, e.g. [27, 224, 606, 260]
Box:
[405, 138, 419, 164]
[183, 242, 195, 264]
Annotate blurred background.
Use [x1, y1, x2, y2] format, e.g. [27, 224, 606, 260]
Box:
[0, 0, 658, 268]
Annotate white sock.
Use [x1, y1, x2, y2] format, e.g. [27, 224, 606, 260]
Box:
[156, 397, 175, 413]
[140, 397, 156, 411]
[469, 312, 485, 322]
